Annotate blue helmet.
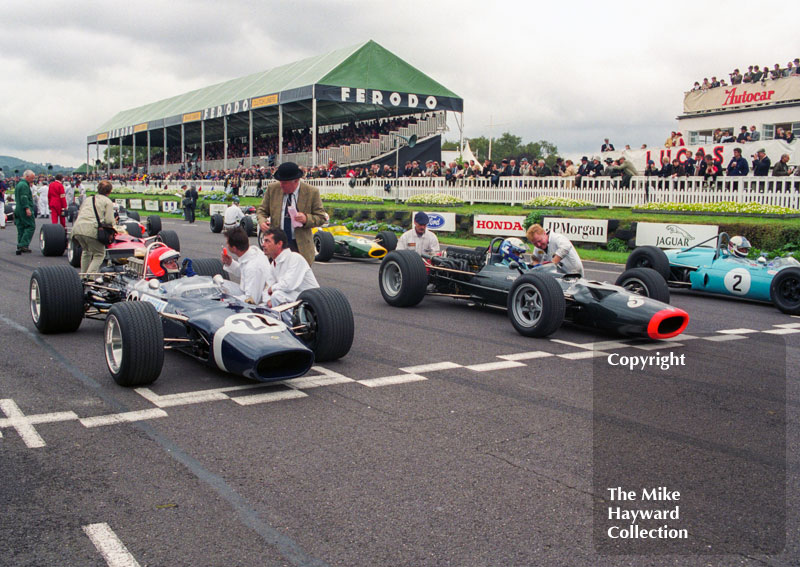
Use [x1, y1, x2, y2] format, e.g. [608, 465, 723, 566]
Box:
[500, 237, 527, 263]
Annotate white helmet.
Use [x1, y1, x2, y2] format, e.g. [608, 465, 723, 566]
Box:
[728, 235, 751, 258]
[499, 237, 527, 263]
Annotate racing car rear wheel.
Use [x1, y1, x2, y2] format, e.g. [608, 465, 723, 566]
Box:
[507, 273, 565, 338]
[770, 267, 800, 315]
[191, 258, 226, 278]
[379, 250, 428, 307]
[39, 223, 67, 256]
[615, 268, 670, 304]
[294, 287, 354, 361]
[105, 302, 164, 386]
[125, 222, 143, 238]
[375, 230, 398, 251]
[314, 231, 336, 262]
[127, 210, 141, 221]
[241, 215, 256, 236]
[30, 266, 84, 334]
[158, 230, 181, 252]
[147, 215, 162, 236]
[66, 203, 79, 223]
[210, 214, 224, 233]
[67, 238, 82, 267]
[625, 246, 670, 281]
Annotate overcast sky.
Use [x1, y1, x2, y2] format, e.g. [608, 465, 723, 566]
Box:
[1, 0, 795, 167]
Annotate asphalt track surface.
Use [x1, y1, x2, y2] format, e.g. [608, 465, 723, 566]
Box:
[1, 218, 798, 567]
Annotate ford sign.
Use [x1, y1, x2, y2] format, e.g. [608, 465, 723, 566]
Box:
[427, 214, 445, 229]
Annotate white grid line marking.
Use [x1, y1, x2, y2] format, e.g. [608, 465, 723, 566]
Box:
[83, 523, 141, 567]
[465, 360, 526, 372]
[359, 374, 428, 388]
[400, 362, 461, 373]
[80, 409, 168, 428]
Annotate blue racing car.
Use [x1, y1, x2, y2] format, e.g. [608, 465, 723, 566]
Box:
[626, 232, 800, 314]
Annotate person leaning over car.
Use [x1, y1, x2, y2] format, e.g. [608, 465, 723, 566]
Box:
[256, 161, 327, 267]
[397, 211, 440, 256]
[221, 226, 270, 305]
[71, 180, 116, 273]
[260, 227, 319, 308]
[526, 223, 584, 276]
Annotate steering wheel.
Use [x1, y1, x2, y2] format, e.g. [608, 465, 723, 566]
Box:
[489, 237, 505, 253]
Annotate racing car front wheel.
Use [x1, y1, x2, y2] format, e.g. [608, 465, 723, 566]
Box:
[191, 258, 228, 279]
[615, 268, 670, 304]
[126, 210, 141, 221]
[770, 267, 800, 315]
[105, 302, 164, 386]
[314, 231, 336, 262]
[375, 230, 398, 252]
[147, 215, 162, 236]
[39, 223, 67, 256]
[379, 250, 428, 307]
[67, 238, 82, 268]
[30, 266, 84, 334]
[158, 230, 181, 252]
[625, 246, 671, 281]
[241, 215, 256, 236]
[210, 214, 224, 233]
[507, 273, 565, 338]
[125, 222, 143, 238]
[294, 287, 354, 361]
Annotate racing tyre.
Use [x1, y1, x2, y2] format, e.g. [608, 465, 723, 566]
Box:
[241, 215, 255, 236]
[30, 266, 84, 333]
[146, 215, 162, 236]
[39, 223, 67, 256]
[191, 258, 226, 278]
[66, 203, 79, 223]
[158, 229, 180, 252]
[625, 246, 670, 281]
[294, 287, 354, 362]
[314, 231, 335, 262]
[257, 228, 266, 249]
[507, 273, 565, 338]
[615, 268, 670, 304]
[379, 250, 428, 307]
[770, 267, 800, 315]
[125, 222, 143, 238]
[105, 302, 164, 387]
[127, 210, 140, 221]
[375, 230, 398, 251]
[67, 238, 82, 267]
[210, 214, 224, 233]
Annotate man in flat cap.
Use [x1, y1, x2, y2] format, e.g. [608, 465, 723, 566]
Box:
[397, 211, 440, 256]
[256, 161, 327, 266]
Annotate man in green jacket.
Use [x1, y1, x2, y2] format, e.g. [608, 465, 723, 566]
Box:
[14, 170, 36, 255]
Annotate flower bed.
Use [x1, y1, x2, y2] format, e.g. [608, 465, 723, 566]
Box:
[522, 196, 594, 209]
[322, 193, 384, 204]
[634, 201, 800, 217]
[405, 193, 464, 206]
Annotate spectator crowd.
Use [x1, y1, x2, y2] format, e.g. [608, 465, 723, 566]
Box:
[690, 58, 800, 91]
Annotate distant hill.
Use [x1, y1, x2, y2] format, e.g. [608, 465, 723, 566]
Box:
[0, 155, 75, 176]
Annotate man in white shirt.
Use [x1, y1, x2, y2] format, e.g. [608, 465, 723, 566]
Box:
[261, 227, 319, 308]
[526, 223, 584, 276]
[221, 226, 270, 304]
[396, 212, 440, 256]
[223, 196, 245, 233]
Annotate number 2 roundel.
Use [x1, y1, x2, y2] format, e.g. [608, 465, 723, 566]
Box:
[724, 268, 751, 295]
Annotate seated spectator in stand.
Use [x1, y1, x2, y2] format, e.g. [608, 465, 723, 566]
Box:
[658, 157, 673, 178]
[640, 144, 648, 149]
[784, 130, 795, 143]
[602, 158, 616, 176]
[608, 156, 638, 188]
[752, 149, 771, 176]
[784, 62, 794, 77]
[730, 69, 743, 84]
[683, 153, 696, 174]
[710, 76, 721, 88]
[510, 159, 520, 176]
[726, 148, 749, 176]
[328, 162, 342, 178]
[499, 159, 513, 176]
[748, 125, 761, 142]
[402, 161, 413, 177]
[703, 155, 721, 183]
[691, 81, 701, 91]
[775, 127, 786, 140]
[701, 78, 711, 91]
[720, 130, 736, 143]
[770, 64, 783, 80]
[794, 59, 800, 75]
[536, 159, 552, 177]
[601, 138, 615, 152]
[674, 132, 685, 146]
[751, 65, 763, 82]
[588, 156, 604, 177]
[736, 126, 749, 143]
[561, 160, 577, 177]
[712, 129, 722, 143]
[691, 151, 706, 177]
[554, 157, 566, 174]
[520, 158, 533, 176]
[644, 160, 659, 178]
[772, 154, 791, 176]
[670, 158, 686, 178]
[665, 132, 676, 147]
[575, 157, 590, 185]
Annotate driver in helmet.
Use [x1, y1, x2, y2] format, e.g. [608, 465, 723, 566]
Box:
[727, 235, 751, 258]
[223, 196, 245, 234]
[499, 237, 529, 267]
[146, 246, 182, 282]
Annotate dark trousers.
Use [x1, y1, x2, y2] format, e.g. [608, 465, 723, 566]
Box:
[16, 215, 35, 248]
[185, 205, 196, 223]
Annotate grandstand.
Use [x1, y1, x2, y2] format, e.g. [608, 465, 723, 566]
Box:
[87, 40, 462, 174]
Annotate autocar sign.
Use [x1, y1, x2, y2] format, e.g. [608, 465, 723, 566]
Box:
[636, 222, 719, 248]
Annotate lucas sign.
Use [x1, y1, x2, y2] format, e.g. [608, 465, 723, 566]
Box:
[636, 222, 719, 248]
[543, 218, 608, 243]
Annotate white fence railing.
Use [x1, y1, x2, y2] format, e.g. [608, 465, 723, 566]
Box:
[100, 176, 800, 210]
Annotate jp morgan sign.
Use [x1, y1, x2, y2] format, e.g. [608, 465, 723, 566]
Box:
[315, 85, 463, 112]
[543, 218, 608, 243]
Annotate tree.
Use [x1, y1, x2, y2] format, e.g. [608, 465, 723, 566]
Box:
[441, 139, 459, 150]
[466, 133, 558, 164]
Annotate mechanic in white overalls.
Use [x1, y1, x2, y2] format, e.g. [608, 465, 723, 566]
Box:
[223, 196, 245, 234]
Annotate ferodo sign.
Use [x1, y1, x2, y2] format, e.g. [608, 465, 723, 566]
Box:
[413, 211, 456, 232]
[543, 217, 608, 243]
[636, 222, 719, 248]
[473, 215, 526, 236]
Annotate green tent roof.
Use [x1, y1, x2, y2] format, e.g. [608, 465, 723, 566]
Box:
[91, 40, 461, 137]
